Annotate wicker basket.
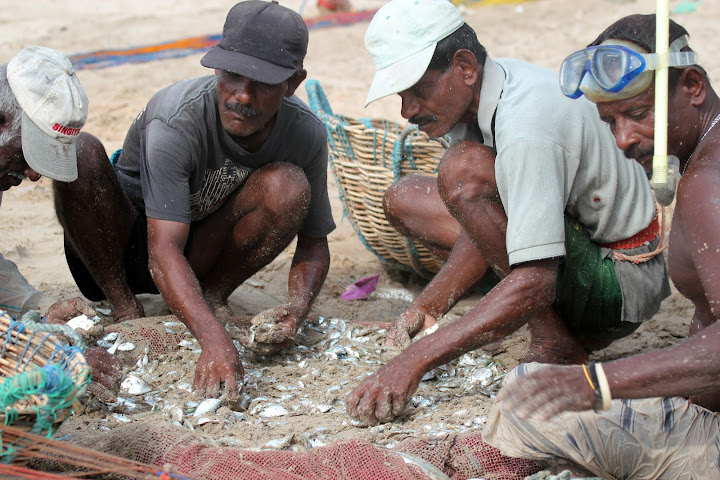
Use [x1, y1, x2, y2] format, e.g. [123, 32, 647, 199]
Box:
[0, 311, 90, 463]
[306, 79, 449, 278]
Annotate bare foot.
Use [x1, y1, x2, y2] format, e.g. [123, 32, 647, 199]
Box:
[110, 297, 145, 323]
[211, 303, 253, 327]
[44, 297, 99, 324]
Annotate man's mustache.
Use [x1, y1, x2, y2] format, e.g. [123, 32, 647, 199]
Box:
[225, 102, 261, 118]
[625, 145, 653, 161]
[410, 114, 438, 126]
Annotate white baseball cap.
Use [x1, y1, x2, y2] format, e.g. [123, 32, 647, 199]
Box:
[7, 46, 88, 182]
[364, 0, 465, 106]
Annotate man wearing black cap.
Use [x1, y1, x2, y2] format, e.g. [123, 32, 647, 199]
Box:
[54, 0, 335, 397]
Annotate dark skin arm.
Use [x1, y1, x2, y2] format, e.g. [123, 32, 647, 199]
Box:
[386, 232, 490, 347]
[499, 155, 720, 419]
[346, 258, 558, 425]
[498, 322, 720, 420]
[288, 235, 330, 322]
[147, 217, 243, 397]
[244, 235, 330, 353]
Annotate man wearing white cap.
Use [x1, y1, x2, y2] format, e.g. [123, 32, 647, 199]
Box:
[0, 46, 90, 320]
[346, 0, 672, 426]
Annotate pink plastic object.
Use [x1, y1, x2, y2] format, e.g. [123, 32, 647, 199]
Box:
[341, 274, 380, 300]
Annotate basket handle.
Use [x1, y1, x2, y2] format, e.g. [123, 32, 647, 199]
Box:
[391, 125, 450, 182]
[20, 311, 85, 350]
[305, 79, 334, 117]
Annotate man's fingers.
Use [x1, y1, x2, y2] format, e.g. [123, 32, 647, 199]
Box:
[374, 390, 394, 424]
[223, 372, 241, 395]
[356, 389, 380, 426]
[391, 392, 407, 419]
[345, 387, 364, 420]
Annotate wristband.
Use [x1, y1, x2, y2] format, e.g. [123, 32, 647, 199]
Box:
[594, 362, 613, 411]
[587, 361, 603, 411]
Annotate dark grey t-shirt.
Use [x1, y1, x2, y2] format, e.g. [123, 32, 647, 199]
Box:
[114, 75, 335, 238]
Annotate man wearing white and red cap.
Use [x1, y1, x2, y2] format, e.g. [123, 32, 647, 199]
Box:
[0, 46, 91, 320]
[0, 46, 122, 399]
[54, 1, 335, 398]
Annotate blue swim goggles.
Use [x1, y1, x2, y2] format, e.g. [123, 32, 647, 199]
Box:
[560, 36, 697, 103]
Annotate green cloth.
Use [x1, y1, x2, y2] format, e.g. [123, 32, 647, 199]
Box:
[555, 217, 623, 335]
[478, 217, 623, 335]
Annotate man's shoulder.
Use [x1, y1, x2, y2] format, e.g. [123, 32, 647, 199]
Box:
[278, 95, 327, 143]
[147, 76, 217, 122]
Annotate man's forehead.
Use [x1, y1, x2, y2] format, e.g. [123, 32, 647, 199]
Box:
[597, 88, 653, 114]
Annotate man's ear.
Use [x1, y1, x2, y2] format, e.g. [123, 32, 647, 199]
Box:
[285, 69, 308, 97]
[453, 50, 479, 86]
[680, 66, 707, 107]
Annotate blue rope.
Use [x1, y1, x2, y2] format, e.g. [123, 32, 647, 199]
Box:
[156, 471, 195, 480]
[109, 148, 123, 165]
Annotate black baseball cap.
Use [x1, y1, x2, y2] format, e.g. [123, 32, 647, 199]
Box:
[201, 0, 308, 84]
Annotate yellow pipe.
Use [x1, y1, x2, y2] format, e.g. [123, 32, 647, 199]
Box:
[652, 0, 670, 186]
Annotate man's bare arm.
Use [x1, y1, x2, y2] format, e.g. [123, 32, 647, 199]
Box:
[147, 217, 243, 397]
[346, 258, 558, 425]
[287, 235, 330, 320]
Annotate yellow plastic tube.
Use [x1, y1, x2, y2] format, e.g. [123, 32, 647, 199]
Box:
[652, 0, 670, 187]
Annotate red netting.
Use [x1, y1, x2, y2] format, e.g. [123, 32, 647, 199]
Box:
[33, 422, 541, 480]
[105, 316, 184, 360]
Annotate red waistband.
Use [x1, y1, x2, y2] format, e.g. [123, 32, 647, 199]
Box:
[599, 215, 660, 250]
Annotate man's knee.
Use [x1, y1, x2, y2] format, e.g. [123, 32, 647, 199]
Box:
[437, 141, 498, 208]
[254, 163, 310, 219]
[383, 175, 421, 233]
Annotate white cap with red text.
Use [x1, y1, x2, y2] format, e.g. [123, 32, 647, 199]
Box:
[7, 46, 88, 182]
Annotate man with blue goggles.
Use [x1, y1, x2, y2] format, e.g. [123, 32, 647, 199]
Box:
[487, 14, 720, 480]
[560, 34, 697, 103]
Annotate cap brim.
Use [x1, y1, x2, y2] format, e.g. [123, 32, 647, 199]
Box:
[364, 44, 436, 107]
[21, 113, 78, 183]
[201, 46, 295, 85]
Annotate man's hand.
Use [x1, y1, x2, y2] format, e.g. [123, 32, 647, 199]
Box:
[44, 297, 98, 324]
[237, 305, 301, 355]
[497, 363, 596, 420]
[345, 355, 423, 426]
[84, 346, 123, 402]
[193, 335, 244, 398]
[384, 306, 435, 349]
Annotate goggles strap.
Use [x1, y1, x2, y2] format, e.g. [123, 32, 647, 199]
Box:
[643, 35, 698, 70]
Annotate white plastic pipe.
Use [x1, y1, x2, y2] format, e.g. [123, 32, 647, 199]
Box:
[652, 0, 670, 186]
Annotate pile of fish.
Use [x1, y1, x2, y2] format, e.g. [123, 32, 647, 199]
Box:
[79, 304, 507, 450]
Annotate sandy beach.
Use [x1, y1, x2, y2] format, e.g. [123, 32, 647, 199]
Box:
[0, 0, 713, 471]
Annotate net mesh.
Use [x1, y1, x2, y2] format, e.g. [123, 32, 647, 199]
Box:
[104, 316, 185, 360]
[31, 421, 541, 480]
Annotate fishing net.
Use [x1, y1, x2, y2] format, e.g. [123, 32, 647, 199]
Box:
[28, 421, 541, 480]
[104, 316, 185, 361]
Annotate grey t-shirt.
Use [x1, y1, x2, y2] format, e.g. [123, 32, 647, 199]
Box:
[114, 75, 335, 238]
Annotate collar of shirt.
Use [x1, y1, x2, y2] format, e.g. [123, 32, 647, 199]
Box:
[476, 56, 506, 150]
